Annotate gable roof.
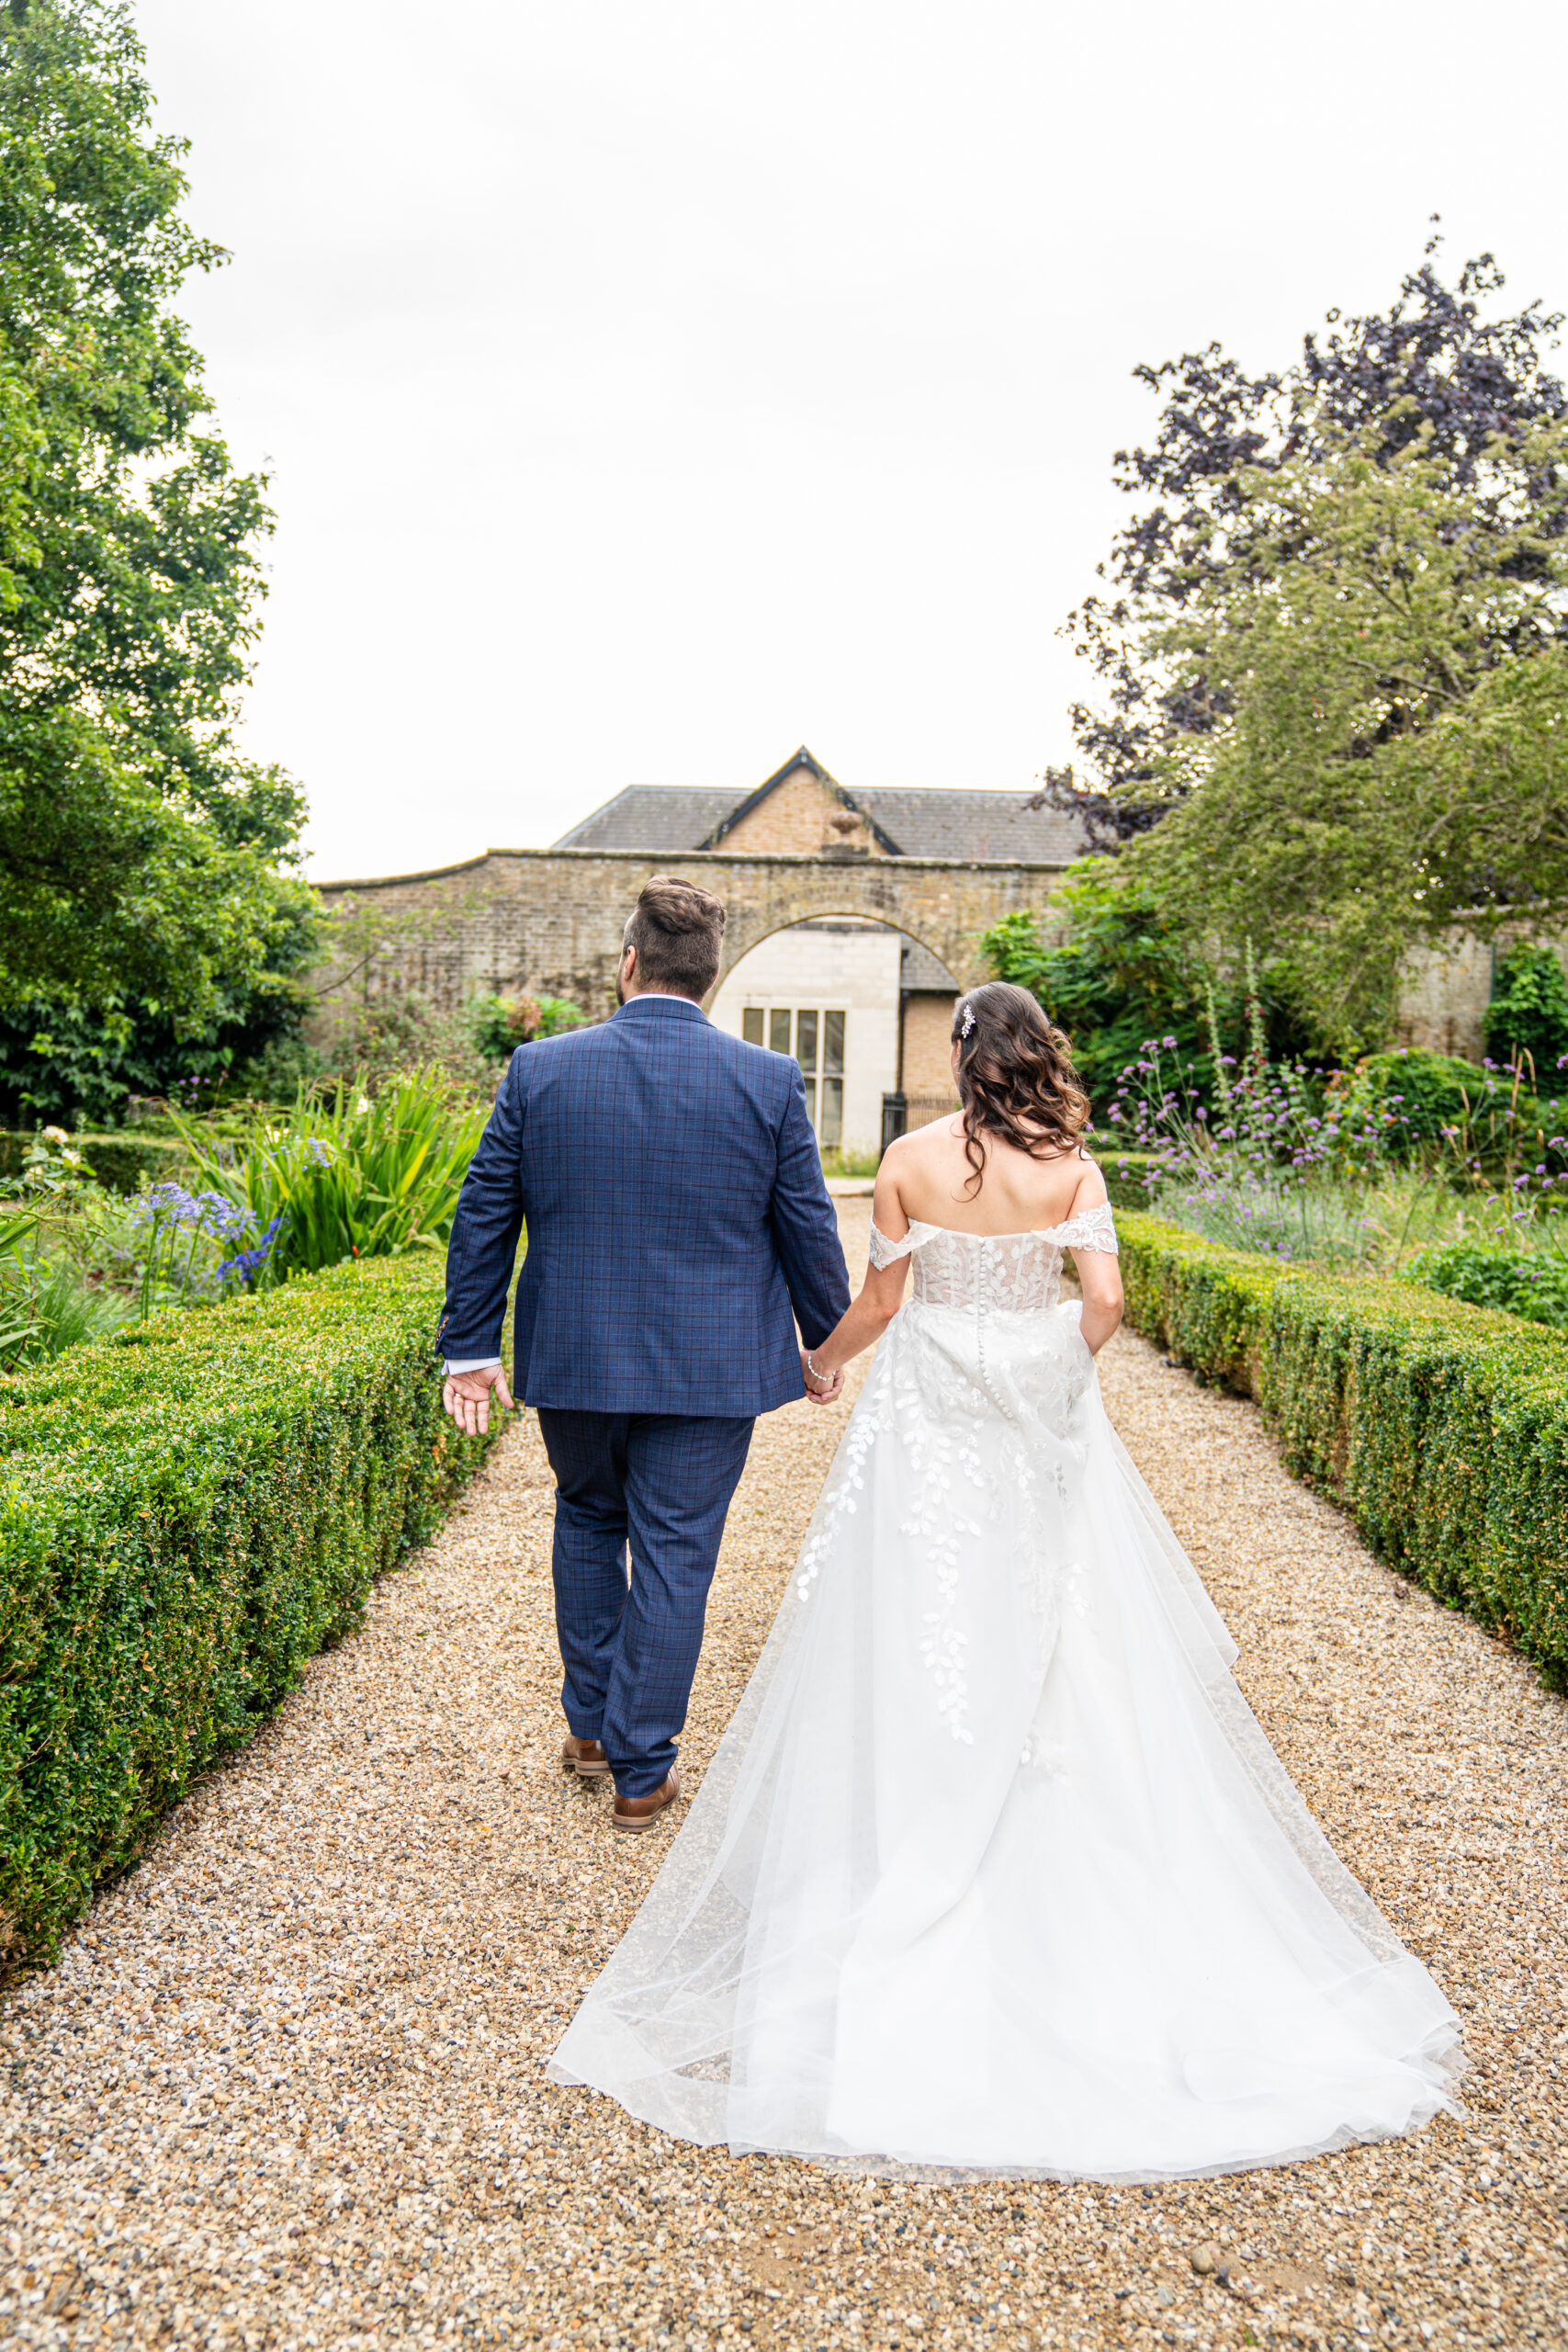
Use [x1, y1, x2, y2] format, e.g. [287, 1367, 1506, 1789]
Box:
[552, 785, 740, 853]
[549, 749, 1088, 862]
[851, 786, 1086, 864]
[696, 747, 902, 855]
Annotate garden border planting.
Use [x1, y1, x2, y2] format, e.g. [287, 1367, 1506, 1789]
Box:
[1118, 1210, 1568, 1685]
[0, 1256, 491, 1960]
[0, 1129, 187, 1196]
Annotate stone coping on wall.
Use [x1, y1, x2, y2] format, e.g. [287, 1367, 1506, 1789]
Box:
[313, 846, 1076, 893]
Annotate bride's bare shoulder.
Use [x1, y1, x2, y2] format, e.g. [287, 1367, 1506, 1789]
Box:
[876, 1115, 963, 1181]
[871, 1119, 963, 1238]
[1068, 1151, 1110, 1210]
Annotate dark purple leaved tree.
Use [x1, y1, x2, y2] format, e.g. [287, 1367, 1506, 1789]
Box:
[1038, 226, 1567, 848]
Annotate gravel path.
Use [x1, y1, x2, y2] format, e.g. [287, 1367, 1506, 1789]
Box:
[2, 1198, 1564, 2352]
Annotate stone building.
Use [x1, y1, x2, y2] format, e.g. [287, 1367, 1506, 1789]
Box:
[316, 749, 1089, 1151]
[547, 750, 1084, 1148]
[315, 744, 1506, 1129]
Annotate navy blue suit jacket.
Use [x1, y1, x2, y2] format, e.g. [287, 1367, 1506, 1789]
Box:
[438, 994, 852, 1416]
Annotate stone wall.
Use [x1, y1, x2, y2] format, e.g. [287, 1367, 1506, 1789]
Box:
[1393, 936, 1495, 1062]
[313, 836, 1517, 1069]
[312, 846, 1074, 1030]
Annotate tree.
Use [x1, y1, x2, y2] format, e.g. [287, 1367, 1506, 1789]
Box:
[0, 0, 312, 1046]
[1116, 410, 1568, 1051]
[980, 867, 1211, 1108]
[1483, 943, 1568, 1079]
[980, 864, 1315, 1112]
[1043, 231, 1568, 847]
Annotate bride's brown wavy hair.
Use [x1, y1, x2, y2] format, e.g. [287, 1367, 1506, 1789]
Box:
[951, 981, 1090, 1194]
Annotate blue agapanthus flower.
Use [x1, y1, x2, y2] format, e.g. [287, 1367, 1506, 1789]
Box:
[217, 1214, 287, 1288]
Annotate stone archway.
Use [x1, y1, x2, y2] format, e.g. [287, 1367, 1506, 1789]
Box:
[313, 844, 1072, 1023]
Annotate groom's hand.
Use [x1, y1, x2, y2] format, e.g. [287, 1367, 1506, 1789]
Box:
[800, 1346, 844, 1406]
[443, 1364, 515, 1436]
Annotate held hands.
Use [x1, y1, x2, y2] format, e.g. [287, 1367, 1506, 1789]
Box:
[799, 1345, 845, 1407]
[443, 1364, 515, 1437]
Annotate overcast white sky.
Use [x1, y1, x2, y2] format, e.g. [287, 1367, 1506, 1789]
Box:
[135, 0, 1567, 880]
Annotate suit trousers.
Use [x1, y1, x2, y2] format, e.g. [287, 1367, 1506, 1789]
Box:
[536, 1409, 756, 1797]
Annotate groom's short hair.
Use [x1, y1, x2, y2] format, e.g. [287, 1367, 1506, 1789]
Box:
[626, 876, 727, 1000]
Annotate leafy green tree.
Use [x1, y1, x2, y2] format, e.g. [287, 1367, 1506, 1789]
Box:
[1044, 233, 1567, 846]
[0, 0, 311, 1045]
[980, 864, 1318, 1112]
[1112, 409, 1568, 1051]
[1484, 943, 1568, 1080]
[980, 867, 1210, 1107]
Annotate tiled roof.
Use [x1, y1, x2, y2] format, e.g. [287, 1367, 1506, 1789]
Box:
[550, 786, 740, 852]
[898, 933, 960, 991]
[853, 788, 1087, 863]
[550, 776, 1088, 862]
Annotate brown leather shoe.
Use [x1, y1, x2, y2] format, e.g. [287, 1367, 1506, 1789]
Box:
[612, 1770, 682, 1833]
[561, 1736, 609, 1778]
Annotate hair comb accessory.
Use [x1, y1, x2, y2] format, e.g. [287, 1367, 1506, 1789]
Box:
[960, 1001, 976, 1039]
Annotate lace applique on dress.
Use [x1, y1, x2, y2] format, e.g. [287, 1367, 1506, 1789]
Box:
[800, 1217, 1107, 1747]
[867, 1203, 1119, 1290]
[867, 1217, 942, 1270]
[1039, 1200, 1120, 1257]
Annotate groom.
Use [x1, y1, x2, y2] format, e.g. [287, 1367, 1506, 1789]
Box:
[438, 876, 852, 1830]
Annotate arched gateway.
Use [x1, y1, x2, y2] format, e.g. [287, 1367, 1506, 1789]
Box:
[315, 747, 1086, 1022]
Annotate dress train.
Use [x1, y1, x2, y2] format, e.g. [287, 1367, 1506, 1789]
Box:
[548, 1210, 1462, 2178]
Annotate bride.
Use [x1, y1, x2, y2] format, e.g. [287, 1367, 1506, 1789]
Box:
[549, 983, 1462, 2178]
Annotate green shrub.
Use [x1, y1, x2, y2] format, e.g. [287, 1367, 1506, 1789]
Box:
[1404, 1238, 1568, 1332]
[1484, 943, 1568, 1078]
[469, 992, 588, 1061]
[1335, 1048, 1566, 1172]
[0, 1253, 494, 1958]
[1117, 1210, 1568, 1685]
[0, 1129, 187, 1197]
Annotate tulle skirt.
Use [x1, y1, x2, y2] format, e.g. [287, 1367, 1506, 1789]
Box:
[548, 1298, 1462, 2178]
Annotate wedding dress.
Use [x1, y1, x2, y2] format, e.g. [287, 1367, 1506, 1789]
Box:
[548, 1207, 1462, 2179]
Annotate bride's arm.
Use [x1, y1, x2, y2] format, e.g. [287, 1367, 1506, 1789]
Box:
[800, 1156, 912, 1392]
[1067, 1162, 1124, 1354]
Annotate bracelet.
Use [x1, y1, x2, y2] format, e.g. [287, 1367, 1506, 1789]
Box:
[806, 1351, 834, 1386]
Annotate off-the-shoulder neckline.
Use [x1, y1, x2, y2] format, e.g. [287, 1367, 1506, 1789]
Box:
[872, 1207, 1114, 1246]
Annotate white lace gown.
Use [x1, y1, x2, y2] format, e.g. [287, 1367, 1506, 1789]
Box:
[548, 1209, 1462, 2179]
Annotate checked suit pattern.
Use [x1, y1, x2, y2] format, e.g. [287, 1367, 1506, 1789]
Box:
[439, 992, 851, 1792]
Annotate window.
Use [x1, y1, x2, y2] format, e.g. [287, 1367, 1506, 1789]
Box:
[741, 1005, 847, 1141]
[820, 1007, 845, 1147]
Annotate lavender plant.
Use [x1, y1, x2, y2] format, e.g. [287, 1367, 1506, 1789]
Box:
[1103, 977, 1568, 1269]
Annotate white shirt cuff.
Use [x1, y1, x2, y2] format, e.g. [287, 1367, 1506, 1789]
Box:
[444, 1357, 502, 1374]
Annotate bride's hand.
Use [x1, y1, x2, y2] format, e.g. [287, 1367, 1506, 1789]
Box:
[800, 1345, 845, 1406]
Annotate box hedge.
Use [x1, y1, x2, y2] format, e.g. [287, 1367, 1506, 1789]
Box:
[1117, 1210, 1568, 1687]
[0, 1127, 188, 1195]
[0, 1255, 490, 1959]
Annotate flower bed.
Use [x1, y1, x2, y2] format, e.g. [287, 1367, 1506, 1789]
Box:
[0, 1255, 491, 1959]
[0, 1128, 187, 1196]
[1117, 1210, 1568, 1687]
[1404, 1238, 1568, 1333]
